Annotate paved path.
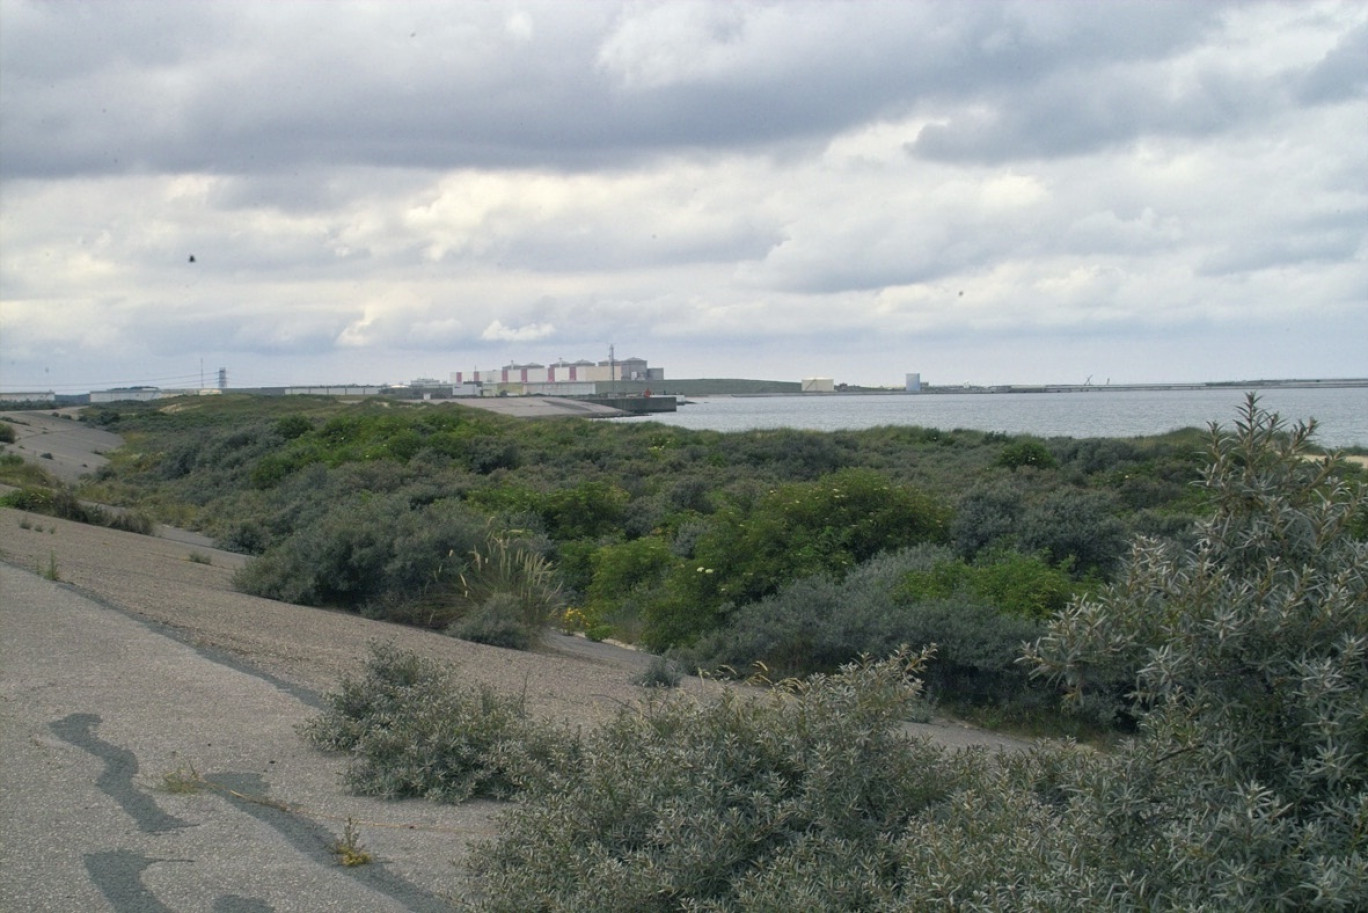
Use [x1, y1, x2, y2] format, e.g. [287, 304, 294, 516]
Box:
[1, 409, 122, 485]
[0, 564, 497, 912]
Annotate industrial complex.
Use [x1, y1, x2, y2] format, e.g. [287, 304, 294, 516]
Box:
[452, 353, 662, 397]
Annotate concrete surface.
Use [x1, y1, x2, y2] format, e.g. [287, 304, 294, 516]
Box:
[1, 409, 121, 485]
[0, 563, 497, 912]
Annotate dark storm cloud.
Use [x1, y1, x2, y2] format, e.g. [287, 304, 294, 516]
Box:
[1198, 207, 1368, 277]
[908, 28, 1368, 165]
[908, 66, 1278, 163]
[1, 0, 1235, 180]
[1296, 19, 1368, 103]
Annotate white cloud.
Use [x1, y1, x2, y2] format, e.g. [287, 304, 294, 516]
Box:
[0, 0, 1364, 393]
[482, 320, 557, 343]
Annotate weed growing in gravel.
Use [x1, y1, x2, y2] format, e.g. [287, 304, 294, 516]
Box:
[40, 551, 59, 581]
[187, 551, 213, 565]
[160, 762, 205, 794]
[331, 818, 372, 867]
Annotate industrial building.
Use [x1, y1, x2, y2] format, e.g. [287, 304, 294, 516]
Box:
[452, 356, 662, 397]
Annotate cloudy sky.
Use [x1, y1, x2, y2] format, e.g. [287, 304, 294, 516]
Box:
[1, 1, 1364, 392]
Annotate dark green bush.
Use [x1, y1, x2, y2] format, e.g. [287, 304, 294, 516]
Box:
[0, 485, 154, 535]
[645, 469, 950, 649]
[1018, 487, 1128, 576]
[996, 438, 1057, 470]
[683, 546, 1046, 707]
[273, 414, 313, 440]
[233, 495, 490, 624]
[949, 480, 1024, 560]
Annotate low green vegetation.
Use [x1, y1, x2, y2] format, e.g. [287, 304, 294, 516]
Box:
[40, 550, 60, 581]
[0, 483, 154, 535]
[69, 391, 1239, 719]
[303, 397, 1366, 910]
[330, 819, 372, 867]
[0, 452, 57, 488]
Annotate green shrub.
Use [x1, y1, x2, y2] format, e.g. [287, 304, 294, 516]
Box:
[466, 649, 942, 912]
[898, 549, 1079, 621]
[645, 469, 950, 649]
[233, 495, 489, 623]
[301, 644, 567, 802]
[996, 438, 1057, 470]
[950, 479, 1025, 560]
[581, 536, 677, 636]
[0, 453, 58, 488]
[448, 594, 537, 650]
[1017, 487, 1128, 576]
[682, 546, 1046, 708]
[273, 414, 313, 440]
[0, 485, 153, 535]
[448, 535, 565, 648]
[0, 420, 16, 444]
[1024, 395, 1368, 907]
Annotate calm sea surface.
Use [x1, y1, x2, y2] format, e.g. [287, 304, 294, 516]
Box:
[618, 386, 1368, 449]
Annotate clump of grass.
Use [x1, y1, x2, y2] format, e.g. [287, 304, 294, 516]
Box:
[187, 551, 213, 565]
[17, 515, 32, 530]
[40, 551, 59, 581]
[330, 818, 372, 867]
[0, 453, 58, 488]
[448, 536, 566, 650]
[0, 485, 154, 535]
[161, 762, 205, 794]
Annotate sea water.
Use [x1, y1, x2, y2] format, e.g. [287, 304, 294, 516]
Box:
[618, 386, 1368, 449]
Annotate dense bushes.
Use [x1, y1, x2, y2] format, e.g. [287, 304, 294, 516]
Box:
[466, 649, 945, 912]
[301, 396, 1365, 910]
[78, 393, 1213, 658]
[1022, 396, 1368, 906]
[642, 468, 951, 649]
[231, 496, 558, 644]
[682, 547, 1052, 707]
